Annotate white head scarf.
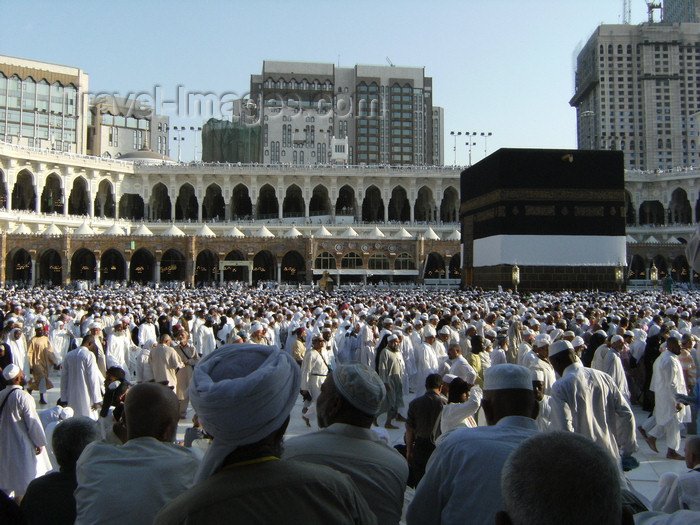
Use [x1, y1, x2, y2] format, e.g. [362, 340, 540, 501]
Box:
[188, 343, 300, 483]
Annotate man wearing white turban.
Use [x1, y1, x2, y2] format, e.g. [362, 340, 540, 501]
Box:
[154, 343, 378, 525]
[0, 364, 50, 499]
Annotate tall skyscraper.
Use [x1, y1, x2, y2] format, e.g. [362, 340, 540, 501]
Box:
[663, 0, 700, 23]
[249, 61, 443, 166]
[571, 22, 700, 170]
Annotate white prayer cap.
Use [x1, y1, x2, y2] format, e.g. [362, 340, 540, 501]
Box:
[531, 369, 545, 382]
[572, 336, 585, 348]
[548, 340, 574, 358]
[387, 333, 398, 342]
[439, 326, 452, 336]
[442, 373, 457, 384]
[610, 335, 624, 345]
[424, 326, 437, 338]
[332, 363, 386, 417]
[429, 314, 439, 320]
[250, 322, 262, 333]
[533, 334, 551, 348]
[188, 344, 300, 483]
[2, 364, 20, 381]
[528, 318, 540, 327]
[59, 406, 74, 420]
[483, 364, 532, 391]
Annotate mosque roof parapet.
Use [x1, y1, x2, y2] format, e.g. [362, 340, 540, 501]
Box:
[74, 222, 95, 236]
[161, 224, 186, 236]
[194, 224, 216, 237]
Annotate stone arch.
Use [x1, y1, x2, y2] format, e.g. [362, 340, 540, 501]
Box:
[639, 201, 665, 225]
[161, 249, 186, 282]
[628, 254, 646, 279]
[149, 183, 171, 221]
[224, 249, 248, 282]
[94, 179, 115, 218]
[625, 191, 635, 226]
[394, 252, 416, 270]
[440, 186, 459, 223]
[368, 253, 390, 270]
[195, 249, 219, 285]
[314, 251, 337, 269]
[175, 183, 198, 221]
[361, 185, 384, 222]
[0, 167, 7, 209]
[651, 255, 669, 279]
[283, 184, 304, 218]
[335, 184, 356, 217]
[672, 254, 690, 282]
[253, 250, 275, 282]
[12, 169, 36, 211]
[388, 186, 410, 222]
[449, 254, 461, 278]
[309, 185, 331, 217]
[129, 248, 155, 284]
[256, 184, 278, 219]
[202, 184, 225, 221]
[119, 194, 145, 220]
[669, 188, 692, 224]
[281, 250, 305, 282]
[341, 251, 363, 269]
[101, 248, 126, 283]
[424, 252, 446, 278]
[70, 248, 96, 281]
[40, 173, 64, 214]
[6, 248, 31, 283]
[68, 177, 89, 215]
[415, 186, 436, 222]
[231, 184, 252, 220]
[38, 249, 62, 286]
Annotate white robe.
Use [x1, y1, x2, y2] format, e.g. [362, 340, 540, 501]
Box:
[602, 348, 630, 402]
[414, 342, 439, 389]
[650, 350, 691, 428]
[60, 347, 104, 420]
[0, 385, 50, 497]
[7, 331, 30, 378]
[106, 331, 135, 380]
[550, 361, 637, 467]
[138, 322, 158, 349]
[197, 325, 216, 358]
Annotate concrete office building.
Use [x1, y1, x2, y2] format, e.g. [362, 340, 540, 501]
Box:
[570, 21, 700, 170]
[86, 96, 170, 159]
[249, 60, 443, 166]
[0, 55, 89, 154]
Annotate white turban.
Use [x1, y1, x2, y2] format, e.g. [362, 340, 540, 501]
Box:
[188, 343, 300, 483]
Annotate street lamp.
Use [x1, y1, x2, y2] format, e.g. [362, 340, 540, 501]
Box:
[449, 131, 462, 166]
[169, 125, 186, 162]
[190, 126, 202, 161]
[650, 262, 659, 289]
[511, 264, 520, 293]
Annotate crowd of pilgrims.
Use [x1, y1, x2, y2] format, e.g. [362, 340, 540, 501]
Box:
[1, 285, 700, 523]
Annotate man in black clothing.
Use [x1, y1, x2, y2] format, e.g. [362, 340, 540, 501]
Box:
[405, 374, 446, 487]
[20, 417, 99, 525]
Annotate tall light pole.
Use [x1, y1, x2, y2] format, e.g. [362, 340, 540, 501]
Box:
[465, 133, 477, 166]
[449, 131, 462, 166]
[190, 126, 202, 162]
[480, 131, 493, 157]
[170, 125, 185, 162]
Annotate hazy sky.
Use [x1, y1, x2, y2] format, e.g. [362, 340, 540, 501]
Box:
[1, 0, 652, 163]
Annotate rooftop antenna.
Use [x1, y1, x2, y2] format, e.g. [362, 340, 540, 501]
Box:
[386, 56, 395, 67]
[622, 0, 631, 24]
[646, 0, 662, 22]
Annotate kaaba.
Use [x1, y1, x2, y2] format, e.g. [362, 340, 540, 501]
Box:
[460, 148, 626, 291]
